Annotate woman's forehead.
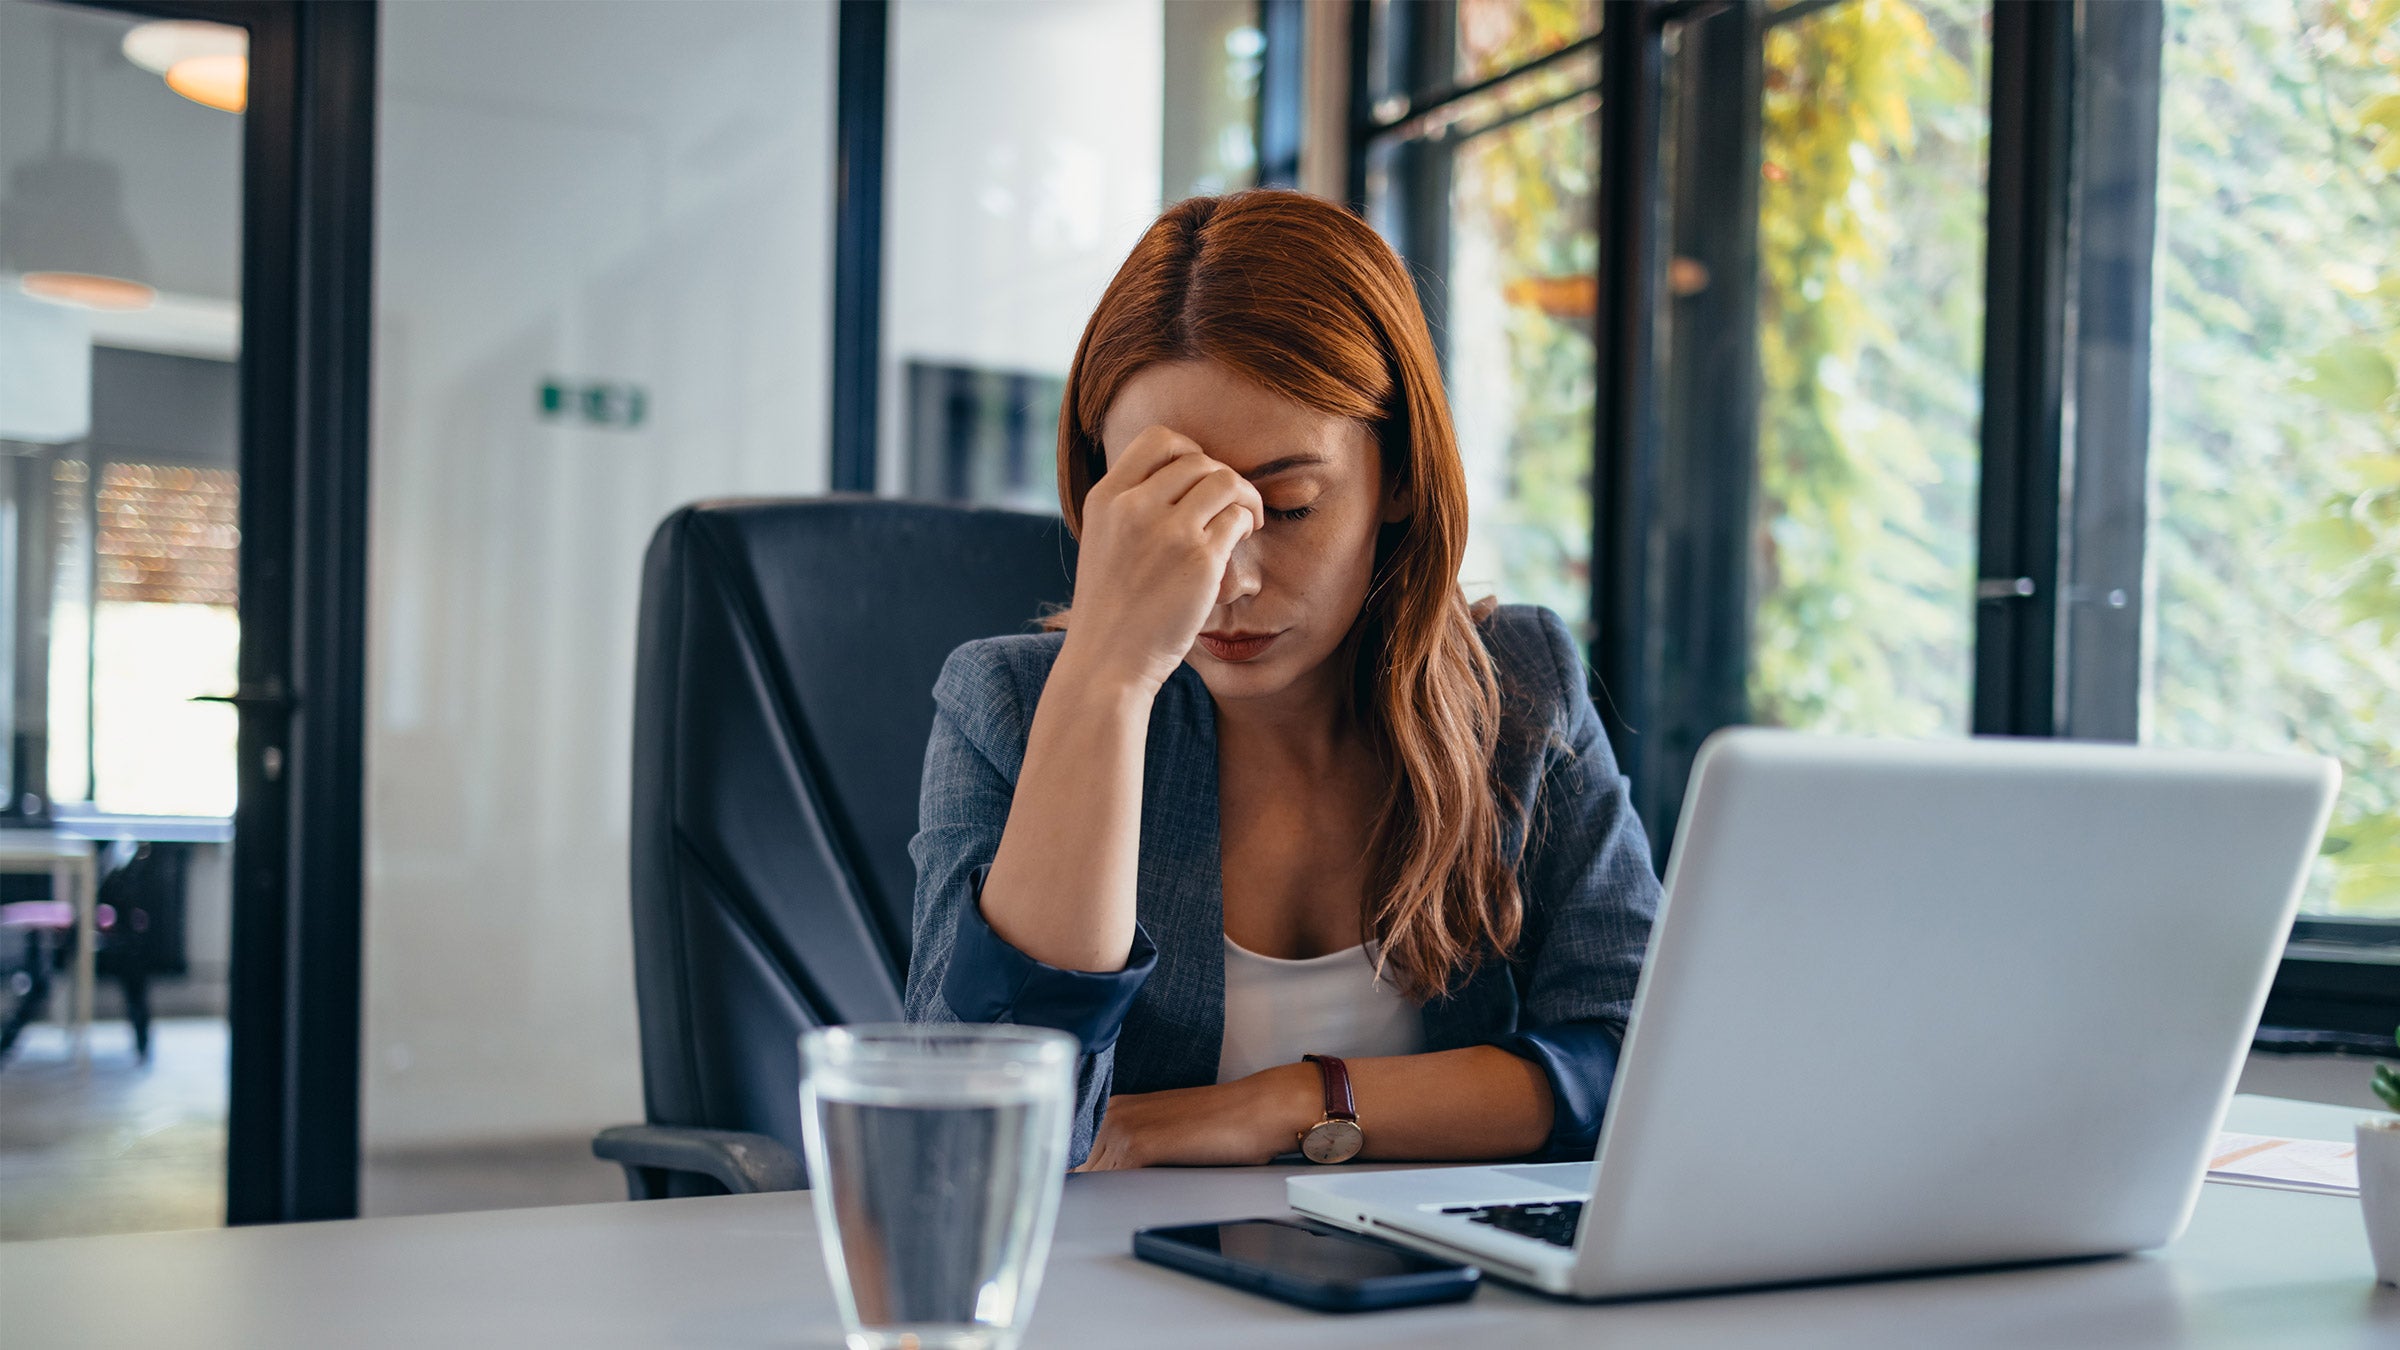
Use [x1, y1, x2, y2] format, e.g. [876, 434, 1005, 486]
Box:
[1100, 360, 1372, 472]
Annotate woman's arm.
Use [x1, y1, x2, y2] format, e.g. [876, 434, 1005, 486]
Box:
[904, 665, 1137, 1169]
[972, 653, 1156, 972]
[974, 426, 1265, 973]
[1076, 1047, 1555, 1170]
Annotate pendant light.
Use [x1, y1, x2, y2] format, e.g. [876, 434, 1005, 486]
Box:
[121, 20, 248, 115]
[1, 158, 154, 310]
[0, 32, 154, 311]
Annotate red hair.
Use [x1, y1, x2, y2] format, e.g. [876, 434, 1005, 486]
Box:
[1047, 189, 1523, 1001]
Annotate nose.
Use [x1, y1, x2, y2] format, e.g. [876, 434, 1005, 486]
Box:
[1216, 530, 1262, 610]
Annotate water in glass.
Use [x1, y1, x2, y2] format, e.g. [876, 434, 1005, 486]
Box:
[800, 1025, 1076, 1350]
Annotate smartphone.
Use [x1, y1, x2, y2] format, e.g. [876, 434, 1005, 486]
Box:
[1132, 1217, 1481, 1312]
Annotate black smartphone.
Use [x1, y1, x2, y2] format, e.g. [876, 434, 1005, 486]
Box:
[1132, 1217, 1481, 1312]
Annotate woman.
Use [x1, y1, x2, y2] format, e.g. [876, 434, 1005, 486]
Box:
[904, 188, 1660, 1172]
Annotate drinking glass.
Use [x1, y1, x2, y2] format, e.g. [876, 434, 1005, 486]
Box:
[799, 1023, 1079, 1350]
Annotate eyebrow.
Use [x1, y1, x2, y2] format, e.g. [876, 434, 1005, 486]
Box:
[1241, 454, 1332, 482]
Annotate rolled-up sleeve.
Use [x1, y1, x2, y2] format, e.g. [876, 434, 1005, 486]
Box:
[1489, 1021, 1622, 1159]
[940, 863, 1157, 1053]
[1482, 606, 1662, 1160]
[903, 641, 1150, 1167]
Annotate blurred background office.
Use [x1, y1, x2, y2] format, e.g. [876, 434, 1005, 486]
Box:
[0, 0, 2392, 1241]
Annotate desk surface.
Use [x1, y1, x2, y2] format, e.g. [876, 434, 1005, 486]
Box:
[4, 1096, 2393, 1349]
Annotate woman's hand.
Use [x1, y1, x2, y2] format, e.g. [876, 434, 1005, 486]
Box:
[1060, 426, 1265, 695]
[1074, 1063, 1318, 1171]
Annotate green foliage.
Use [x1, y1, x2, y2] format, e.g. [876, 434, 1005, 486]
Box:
[1749, 0, 2397, 914]
[2152, 0, 2400, 914]
[1449, 0, 1603, 628]
[1752, 0, 1986, 736]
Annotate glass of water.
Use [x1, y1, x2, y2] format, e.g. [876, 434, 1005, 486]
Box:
[799, 1024, 1078, 1350]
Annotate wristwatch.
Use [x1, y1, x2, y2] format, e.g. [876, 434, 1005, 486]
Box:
[1297, 1054, 1365, 1163]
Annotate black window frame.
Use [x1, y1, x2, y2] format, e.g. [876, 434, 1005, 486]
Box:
[1344, 0, 2399, 1040]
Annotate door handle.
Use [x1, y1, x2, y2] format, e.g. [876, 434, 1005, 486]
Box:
[190, 682, 300, 713]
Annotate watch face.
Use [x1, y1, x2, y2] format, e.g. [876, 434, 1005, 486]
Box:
[1301, 1118, 1364, 1164]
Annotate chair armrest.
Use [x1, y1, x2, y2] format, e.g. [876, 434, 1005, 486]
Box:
[592, 1124, 804, 1197]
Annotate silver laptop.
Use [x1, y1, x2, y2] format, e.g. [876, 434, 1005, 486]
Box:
[1288, 728, 2340, 1299]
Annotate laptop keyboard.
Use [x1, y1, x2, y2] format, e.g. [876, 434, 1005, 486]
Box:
[1444, 1200, 1584, 1248]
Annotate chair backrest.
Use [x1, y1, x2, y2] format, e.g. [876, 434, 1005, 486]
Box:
[628, 496, 1077, 1156]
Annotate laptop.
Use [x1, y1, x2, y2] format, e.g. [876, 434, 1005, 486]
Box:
[1288, 728, 2340, 1299]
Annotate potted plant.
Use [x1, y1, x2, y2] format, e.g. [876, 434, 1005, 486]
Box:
[2362, 1030, 2400, 1287]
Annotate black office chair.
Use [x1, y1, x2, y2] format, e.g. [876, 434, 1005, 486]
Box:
[594, 496, 1077, 1198]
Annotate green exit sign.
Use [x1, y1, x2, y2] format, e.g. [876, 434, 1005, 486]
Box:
[539, 378, 648, 429]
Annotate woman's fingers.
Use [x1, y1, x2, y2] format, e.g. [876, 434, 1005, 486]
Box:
[1096, 427, 1267, 518]
[1093, 425, 1202, 499]
[1119, 449, 1223, 514]
[1171, 462, 1264, 521]
[1202, 501, 1255, 553]
[1186, 471, 1263, 542]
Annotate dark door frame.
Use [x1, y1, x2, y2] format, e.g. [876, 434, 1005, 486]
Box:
[831, 0, 886, 493]
[70, 0, 376, 1224]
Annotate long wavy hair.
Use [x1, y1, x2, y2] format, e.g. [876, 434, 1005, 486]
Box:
[1045, 188, 1526, 1002]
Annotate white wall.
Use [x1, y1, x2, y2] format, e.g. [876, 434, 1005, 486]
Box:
[365, 0, 837, 1150]
[878, 0, 1165, 496]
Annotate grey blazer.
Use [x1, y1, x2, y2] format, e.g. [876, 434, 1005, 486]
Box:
[903, 603, 1660, 1167]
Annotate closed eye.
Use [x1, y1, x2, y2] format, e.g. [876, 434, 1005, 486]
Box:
[1267, 505, 1316, 522]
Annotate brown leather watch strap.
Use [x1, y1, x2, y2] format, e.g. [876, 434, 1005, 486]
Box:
[1302, 1054, 1356, 1122]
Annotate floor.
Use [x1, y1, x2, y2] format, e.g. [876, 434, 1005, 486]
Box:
[1, 1017, 2390, 1244]
[0, 1020, 227, 1242]
[0, 1018, 618, 1243]
[361, 1137, 624, 1218]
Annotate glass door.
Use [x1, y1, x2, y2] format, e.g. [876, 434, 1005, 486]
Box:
[0, 0, 246, 1239]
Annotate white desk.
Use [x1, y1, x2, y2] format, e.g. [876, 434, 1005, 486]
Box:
[0, 831, 99, 1066]
[2, 1096, 2392, 1348]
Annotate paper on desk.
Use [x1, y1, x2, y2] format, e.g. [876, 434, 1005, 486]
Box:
[2206, 1131, 2358, 1196]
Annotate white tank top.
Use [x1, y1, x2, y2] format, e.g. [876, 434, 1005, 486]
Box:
[1215, 934, 1425, 1084]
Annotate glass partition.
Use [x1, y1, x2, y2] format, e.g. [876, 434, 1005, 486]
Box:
[0, 0, 244, 1240]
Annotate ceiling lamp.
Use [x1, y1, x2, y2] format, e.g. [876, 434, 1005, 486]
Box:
[122, 20, 248, 114]
[0, 158, 156, 312]
[20, 271, 154, 310]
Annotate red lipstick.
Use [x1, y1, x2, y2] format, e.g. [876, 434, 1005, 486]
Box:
[1198, 629, 1281, 663]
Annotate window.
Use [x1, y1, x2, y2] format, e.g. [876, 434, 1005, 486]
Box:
[1746, 0, 1990, 738]
[1164, 0, 1267, 202]
[890, 1, 1289, 510]
[1638, 0, 1994, 829]
[2146, 0, 2399, 921]
[1362, 0, 1606, 634]
[84, 462, 240, 816]
[880, 0, 1173, 506]
[1348, 0, 2396, 1020]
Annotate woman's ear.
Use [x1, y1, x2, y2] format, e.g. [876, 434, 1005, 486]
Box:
[1379, 476, 1411, 526]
